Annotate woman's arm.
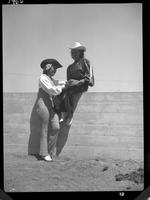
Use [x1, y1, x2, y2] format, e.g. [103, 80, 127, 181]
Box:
[52, 79, 67, 86]
[39, 75, 65, 96]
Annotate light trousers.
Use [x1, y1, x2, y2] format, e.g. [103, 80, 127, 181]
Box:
[37, 98, 60, 156]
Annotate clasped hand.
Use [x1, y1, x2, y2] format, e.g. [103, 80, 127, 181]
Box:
[61, 79, 84, 91]
[67, 79, 85, 86]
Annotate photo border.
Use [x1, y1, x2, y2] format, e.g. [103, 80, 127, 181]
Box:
[1, 0, 149, 199]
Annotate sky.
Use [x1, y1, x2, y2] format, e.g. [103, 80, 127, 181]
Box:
[3, 3, 142, 92]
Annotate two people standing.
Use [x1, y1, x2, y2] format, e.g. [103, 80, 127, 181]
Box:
[28, 42, 94, 161]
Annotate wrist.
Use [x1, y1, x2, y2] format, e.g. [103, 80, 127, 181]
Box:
[80, 79, 85, 84]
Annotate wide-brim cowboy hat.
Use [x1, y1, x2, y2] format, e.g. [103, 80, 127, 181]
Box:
[40, 58, 63, 69]
[70, 42, 86, 51]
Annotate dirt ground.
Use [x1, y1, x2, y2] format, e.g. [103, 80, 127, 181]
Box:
[4, 151, 143, 192]
[3, 92, 144, 192]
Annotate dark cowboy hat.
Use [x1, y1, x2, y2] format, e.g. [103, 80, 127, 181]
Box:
[40, 58, 63, 69]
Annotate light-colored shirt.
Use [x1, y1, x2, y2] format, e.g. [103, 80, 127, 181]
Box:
[39, 74, 65, 97]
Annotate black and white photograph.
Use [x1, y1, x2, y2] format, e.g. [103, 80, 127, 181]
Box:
[3, 3, 144, 194]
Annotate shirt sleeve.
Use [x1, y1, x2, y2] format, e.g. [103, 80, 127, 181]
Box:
[67, 65, 71, 81]
[83, 59, 91, 83]
[39, 75, 63, 96]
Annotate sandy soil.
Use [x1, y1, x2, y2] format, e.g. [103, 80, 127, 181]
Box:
[4, 151, 143, 192]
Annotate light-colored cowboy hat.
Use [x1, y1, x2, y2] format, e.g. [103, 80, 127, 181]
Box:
[70, 42, 86, 51]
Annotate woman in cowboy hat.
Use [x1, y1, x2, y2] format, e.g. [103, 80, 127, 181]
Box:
[28, 58, 66, 161]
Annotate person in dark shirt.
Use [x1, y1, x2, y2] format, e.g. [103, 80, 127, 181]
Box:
[54, 42, 91, 126]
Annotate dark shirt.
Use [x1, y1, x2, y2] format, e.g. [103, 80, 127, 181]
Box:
[53, 58, 91, 114]
[66, 58, 91, 93]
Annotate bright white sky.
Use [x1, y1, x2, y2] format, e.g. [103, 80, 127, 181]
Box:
[3, 3, 142, 92]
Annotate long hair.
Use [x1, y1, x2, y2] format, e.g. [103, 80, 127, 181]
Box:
[43, 68, 49, 75]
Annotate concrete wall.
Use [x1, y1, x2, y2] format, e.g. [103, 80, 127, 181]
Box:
[3, 92, 143, 161]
